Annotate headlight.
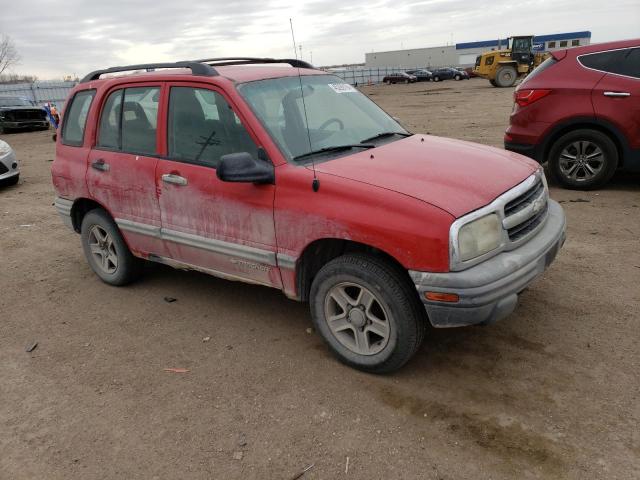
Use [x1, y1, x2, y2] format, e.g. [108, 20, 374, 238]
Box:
[457, 213, 502, 262]
[0, 140, 11, 156]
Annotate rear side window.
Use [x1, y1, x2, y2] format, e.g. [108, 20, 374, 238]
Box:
[61, 90, 95, 146]
[96, 86, 159, 155]
[605, 48, 640, 79]
[579, 50, 622, 72]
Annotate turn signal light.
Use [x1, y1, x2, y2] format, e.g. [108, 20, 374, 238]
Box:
[514, 89, 551, 107]
[425, 292, 460, 303]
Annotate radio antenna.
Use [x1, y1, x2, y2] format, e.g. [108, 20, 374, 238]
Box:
[290, 18, 319, 192]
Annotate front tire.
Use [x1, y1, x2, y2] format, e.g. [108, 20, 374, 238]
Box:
[548, 129, 618, 190]
[80, 209, 143, 285]
[309, 254, 426, 373]
[455, 74, 461, 80]
[495, 66, 517, 87]
[433, 76, 440, 82]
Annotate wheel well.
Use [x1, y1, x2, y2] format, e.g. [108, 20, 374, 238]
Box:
[70, 198, 106, 233]
[542, 122, 624, 167]
[296, 238, 414, 302]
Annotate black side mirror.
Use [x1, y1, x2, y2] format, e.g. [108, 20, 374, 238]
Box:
[216, 152, 274, 184]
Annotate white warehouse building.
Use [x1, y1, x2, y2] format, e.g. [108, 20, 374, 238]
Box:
[364, 31, 592, 69]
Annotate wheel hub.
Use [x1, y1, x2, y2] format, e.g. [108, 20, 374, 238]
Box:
[348, 307, 367, 328]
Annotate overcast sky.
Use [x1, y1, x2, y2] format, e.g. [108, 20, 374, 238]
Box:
[1, 0, 639, 79]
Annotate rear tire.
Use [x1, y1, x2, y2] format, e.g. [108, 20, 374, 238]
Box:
[80, 209, 144, 286]
[548, 129, 618, 190]
[309, 253, 427, 373]
[495, 66, 517, 87]
[455, 74, 461, 80]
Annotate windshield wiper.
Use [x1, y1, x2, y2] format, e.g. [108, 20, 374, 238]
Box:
[293, 144, 374, 161]
[360, 132, 412, 143]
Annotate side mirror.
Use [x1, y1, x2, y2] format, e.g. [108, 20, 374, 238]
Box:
[216, 152, 274, 184]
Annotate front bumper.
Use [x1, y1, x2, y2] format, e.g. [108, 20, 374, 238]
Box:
[0, 150, 19, 180]
[1, 120, 49, 130]
[410, 199, 566, 327]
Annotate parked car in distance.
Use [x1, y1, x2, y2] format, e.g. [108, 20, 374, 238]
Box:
[405, 69, 432, 81]
[0, 96, 49, 133]
[431, 67, 466, 81]
[0, 139, 19, 186]
[505, 39, 640, 189]
[52, 58, 565, 373]
[382, 72, 417, 84]
[463, 67, 478, 78]
[455, 68, 470, 79]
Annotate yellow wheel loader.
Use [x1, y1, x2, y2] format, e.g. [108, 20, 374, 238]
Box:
[474, 36, 550, 87]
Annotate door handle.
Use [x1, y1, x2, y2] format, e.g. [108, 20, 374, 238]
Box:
[161, 173, 188, 186]
[603, 91, 631, 97]
[91, 159, 109, 172]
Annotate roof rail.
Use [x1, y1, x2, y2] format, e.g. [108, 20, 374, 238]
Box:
[194, 57, 315, 69]
[80, 61, 218, 83]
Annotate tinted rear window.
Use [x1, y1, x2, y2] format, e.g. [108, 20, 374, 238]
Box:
[605, 48, 640, 79]
[579, 50, 623, 72]
[61, 90, 95, 146]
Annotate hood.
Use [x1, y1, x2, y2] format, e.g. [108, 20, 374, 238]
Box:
[315, 134, 538, 218]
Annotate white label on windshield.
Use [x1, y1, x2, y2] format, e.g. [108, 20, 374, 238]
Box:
[328, 83, 357, 93]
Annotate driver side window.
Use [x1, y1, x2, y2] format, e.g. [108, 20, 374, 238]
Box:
[168, 87, 259, 168]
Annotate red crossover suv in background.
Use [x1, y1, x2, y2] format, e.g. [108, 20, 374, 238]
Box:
[505, 39, 640, 189]
[52, 58, 565, 372]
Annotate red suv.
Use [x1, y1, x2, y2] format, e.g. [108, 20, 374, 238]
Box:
[52, 58, 565, 372]
[505, 39, 640, 189]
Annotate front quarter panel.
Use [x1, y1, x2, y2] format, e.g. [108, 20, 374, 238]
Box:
[274, 163, 453, 296]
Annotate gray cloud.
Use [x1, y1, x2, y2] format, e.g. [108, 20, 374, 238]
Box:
[1, 0, 638, 77]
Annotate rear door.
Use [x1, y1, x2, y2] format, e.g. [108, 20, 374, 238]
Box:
[86, 83, 167, 257]
[53, 89, 96, 200]
[590, 47, 640, 154]
[155, 82, 280, 288]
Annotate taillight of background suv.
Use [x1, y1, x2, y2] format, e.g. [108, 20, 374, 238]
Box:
[505, 39, 640, 190]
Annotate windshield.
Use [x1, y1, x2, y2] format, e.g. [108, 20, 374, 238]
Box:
[238, 75, 408, 161]
[0, 97, 35, 107]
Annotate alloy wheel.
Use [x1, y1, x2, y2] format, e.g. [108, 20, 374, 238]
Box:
[323, 282, 391, 355]
[88, 225, 118, 274]
[558, 140, 605, 182]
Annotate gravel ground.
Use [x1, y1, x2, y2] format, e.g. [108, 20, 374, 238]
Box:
[1, 78, 639, 480]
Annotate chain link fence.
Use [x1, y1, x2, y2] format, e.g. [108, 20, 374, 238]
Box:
[0, 81, 77, 108]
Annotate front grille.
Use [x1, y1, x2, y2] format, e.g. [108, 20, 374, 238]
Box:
[504, 179, 544, 216]
[508, 203, 548, 241]
[0, 162, 8, 174]
[7, 109, 46, 121]
[503, 177, 548, 244]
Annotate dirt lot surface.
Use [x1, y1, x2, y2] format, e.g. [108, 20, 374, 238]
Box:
[1, 79, 639, 480]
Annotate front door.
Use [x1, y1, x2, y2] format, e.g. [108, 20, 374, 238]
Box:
[86, 84, 167, 257]
[155, 83, 280, 288]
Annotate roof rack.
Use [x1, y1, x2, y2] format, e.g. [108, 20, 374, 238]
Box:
[194, 57, 315, 69]
[80, 61, 218, 83]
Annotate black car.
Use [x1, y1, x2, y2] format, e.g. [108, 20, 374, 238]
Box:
[430, 68, 468, 82]
[0, 96, 49, 133]
[382, 72, 417, 84]
[405, 69, 433, 81]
